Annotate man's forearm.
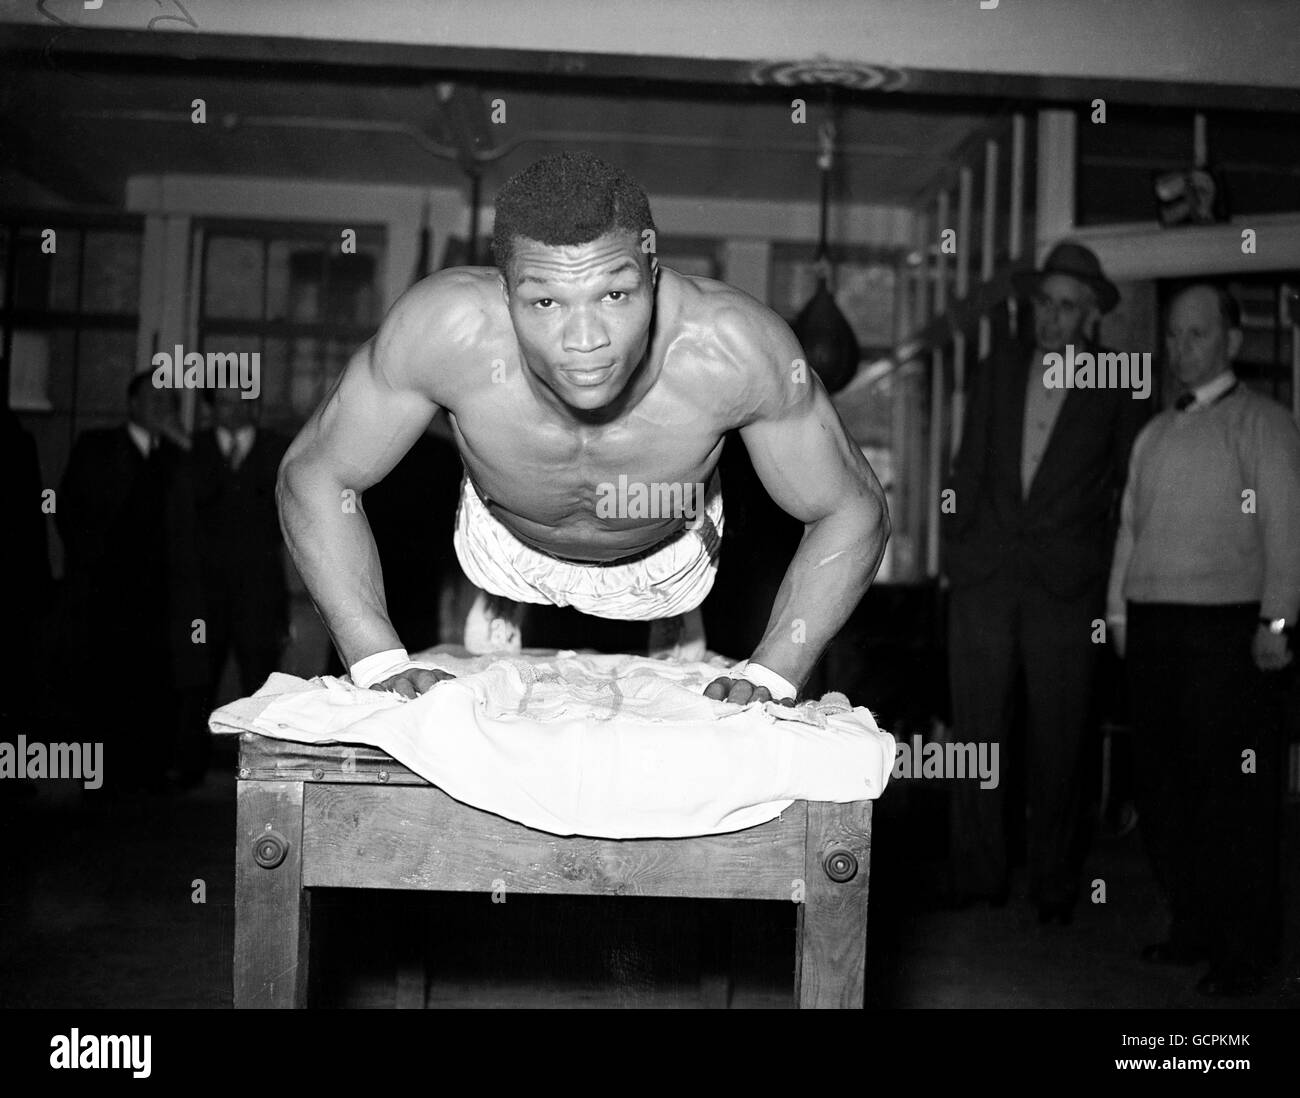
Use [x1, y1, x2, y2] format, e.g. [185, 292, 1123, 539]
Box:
[277, 459, 401, 668]
[749, 501, 888, 690]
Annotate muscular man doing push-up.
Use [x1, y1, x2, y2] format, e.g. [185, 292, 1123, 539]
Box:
[278, 152, 889, 704]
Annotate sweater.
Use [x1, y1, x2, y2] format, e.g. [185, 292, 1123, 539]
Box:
[1107, 380, 1300, 623]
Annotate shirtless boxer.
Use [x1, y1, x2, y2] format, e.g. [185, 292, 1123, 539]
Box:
[278, 152, 889, 703]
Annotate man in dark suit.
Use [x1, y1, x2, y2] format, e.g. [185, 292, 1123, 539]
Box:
[941, 242, 1147, 923]
[192, 386, 291, 706]
[57, 373, 207, 793]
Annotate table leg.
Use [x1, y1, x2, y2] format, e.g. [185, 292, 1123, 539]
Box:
[795, 801, 872, 1008]
[394, 895, 430, 1009]
[234, 780, 310, 1008]
[698, 903, 734, 1008]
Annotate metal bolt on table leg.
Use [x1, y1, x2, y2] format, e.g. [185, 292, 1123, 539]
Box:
[823, 849, 858, 883]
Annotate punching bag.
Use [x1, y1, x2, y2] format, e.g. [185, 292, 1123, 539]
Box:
[794, 111, 860, 395]
[793, 275, 860, 394]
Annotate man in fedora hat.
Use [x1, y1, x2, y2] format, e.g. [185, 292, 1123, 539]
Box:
[940, 240, 1148, 923]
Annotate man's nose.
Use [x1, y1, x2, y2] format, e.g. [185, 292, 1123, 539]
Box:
[562, 310, 610, 353]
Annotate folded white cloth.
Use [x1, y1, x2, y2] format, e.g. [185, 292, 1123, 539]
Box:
[211, 651, 894, 839]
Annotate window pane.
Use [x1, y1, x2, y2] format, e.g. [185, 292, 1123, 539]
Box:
[13, 227, 82, 312]
[76, 328, 140, 419]
[10, 327, 76, 413]
[289, 337, 320, 417]
[330, 248, 380, 326]
[204, 236, 265, 319]
[261, 337, 293, 429]
[286, 246, 325, 323]
[82, 230, 142, 314]
[837, 263, 896, 348]
[267, 241, 323, 322]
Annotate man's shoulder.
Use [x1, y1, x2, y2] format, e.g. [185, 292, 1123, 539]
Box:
[373, 267, 503, 393]
[667, 270, 802, 410]
[1235, 386, 1300, 441]
[384, 267, 499, 340]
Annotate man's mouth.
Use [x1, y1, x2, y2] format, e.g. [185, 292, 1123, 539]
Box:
[561, 362, 615, 386]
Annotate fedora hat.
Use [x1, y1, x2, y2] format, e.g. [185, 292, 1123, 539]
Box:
[1011, 240, 1120, 314]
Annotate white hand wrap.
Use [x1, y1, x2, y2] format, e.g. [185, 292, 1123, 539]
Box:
[349, 648, 432, 689]
[731, 660, 798, 701]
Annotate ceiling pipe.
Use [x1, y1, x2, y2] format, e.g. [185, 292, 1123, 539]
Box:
[66, 109, 956, 164]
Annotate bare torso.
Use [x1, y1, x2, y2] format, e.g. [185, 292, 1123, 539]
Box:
[428, 267, 754, 562]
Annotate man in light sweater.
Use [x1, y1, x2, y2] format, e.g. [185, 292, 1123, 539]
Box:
[1107, 282, 1300, 997]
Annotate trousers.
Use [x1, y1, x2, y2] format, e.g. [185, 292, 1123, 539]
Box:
[947, 575, 1102, 906]
[1127, 601, 1284, 971]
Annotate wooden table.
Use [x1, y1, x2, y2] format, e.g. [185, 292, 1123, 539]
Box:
[233, 733, 873, 1008]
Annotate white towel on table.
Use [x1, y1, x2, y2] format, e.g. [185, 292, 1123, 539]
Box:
[210, 651, 894, 839]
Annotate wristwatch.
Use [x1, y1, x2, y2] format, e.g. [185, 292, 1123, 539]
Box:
[1260, 617, 1291, 636]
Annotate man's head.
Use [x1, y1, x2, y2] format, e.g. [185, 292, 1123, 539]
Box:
[1013, 240, 1118, 356]
[1032, 274, 1100, 356]
[1166, 282, 1242, 391]
[126, 371, 175, 431]
[492, 152, 659, 412]
[203, 384, 259, 431]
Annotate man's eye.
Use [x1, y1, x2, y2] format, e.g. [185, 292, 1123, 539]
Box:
[533, 298, 554, 309]
[606, 290, 627, 302]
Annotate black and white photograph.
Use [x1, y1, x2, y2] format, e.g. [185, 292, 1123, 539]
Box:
[0, 0, 1297, 1079]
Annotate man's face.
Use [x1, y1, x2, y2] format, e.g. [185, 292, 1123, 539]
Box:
[1032, 273, 1098, 355]
[503, 230, 655, 413]
[1166, 286, 1240, 390]
[129, 384, 176, 431]
[212, 386, 257, 430]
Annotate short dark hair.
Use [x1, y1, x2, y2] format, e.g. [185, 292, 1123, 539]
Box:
[1174, 281, 1242, 331]
[126, 372, 152, 402]
[491, 151, 656, 284]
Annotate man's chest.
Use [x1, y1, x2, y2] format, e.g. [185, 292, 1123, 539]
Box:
[448, 397, 725, 528]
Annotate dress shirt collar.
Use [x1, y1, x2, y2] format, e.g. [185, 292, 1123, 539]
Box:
[1184, 369, 1237, 410]
[216, 424, 256, 465]
[127, 421, 154, 458]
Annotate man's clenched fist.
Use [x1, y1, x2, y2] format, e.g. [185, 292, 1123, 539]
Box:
[370, 667, 456, 699]
[703, 676, 796, 707]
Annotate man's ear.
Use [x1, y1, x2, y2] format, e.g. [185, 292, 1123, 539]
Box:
[1227, 326, 1244, 361]
[499, 272, 510, 303]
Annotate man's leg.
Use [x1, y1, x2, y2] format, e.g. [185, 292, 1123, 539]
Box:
[1189, 604, 1282, 981]
[463, 589, 526, 655]
[648, 608, 708, 661]
[947, 578, 1019, 900]
[1021, 580, 1102, 914]
[1129, 603, 1210, 954]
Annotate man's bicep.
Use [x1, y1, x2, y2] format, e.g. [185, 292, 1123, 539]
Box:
[740, 382, 880, 524]
[286, 338, 439, 492]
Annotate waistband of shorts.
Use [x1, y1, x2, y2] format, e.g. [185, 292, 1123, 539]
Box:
[463, 472, 722, 569]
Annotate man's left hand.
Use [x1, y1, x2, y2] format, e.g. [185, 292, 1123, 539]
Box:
[1252, 624, 1293, 672]
[703, 676, 796, 707]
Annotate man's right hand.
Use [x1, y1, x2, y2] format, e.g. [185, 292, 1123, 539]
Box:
[370, 668, 456, 699]
[1110, 620, 1126, 660]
